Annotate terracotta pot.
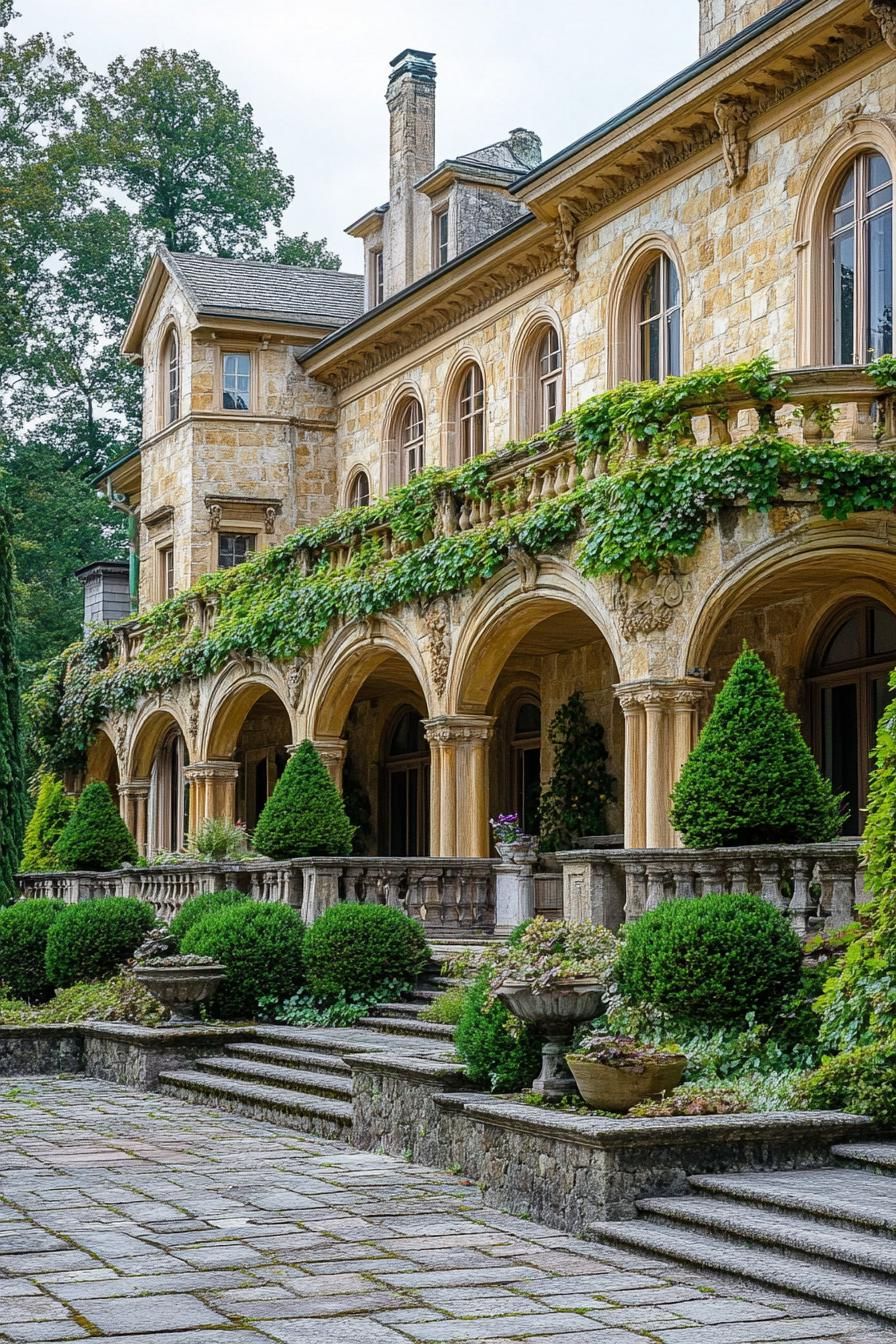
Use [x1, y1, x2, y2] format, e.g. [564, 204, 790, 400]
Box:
[496, 978, 607, 1097]
[565, 1052, 687, 1112]
[133, 963, 227, 1026]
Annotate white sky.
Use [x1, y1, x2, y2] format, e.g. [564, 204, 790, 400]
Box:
[18, 0, 697, 272]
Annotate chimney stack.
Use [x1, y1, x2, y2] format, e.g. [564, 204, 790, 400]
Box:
[386, 48, 436, 292]
[699, 0, 782, 56]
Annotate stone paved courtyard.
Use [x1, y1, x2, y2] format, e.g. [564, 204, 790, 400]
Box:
[0, 1078, 893, 1344]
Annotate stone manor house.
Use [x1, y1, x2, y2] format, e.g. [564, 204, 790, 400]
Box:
[79, 0, 896, 868]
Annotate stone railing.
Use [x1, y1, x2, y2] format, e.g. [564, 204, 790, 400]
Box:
[559, 839, 865, 934]
[17, 855, 498, 937]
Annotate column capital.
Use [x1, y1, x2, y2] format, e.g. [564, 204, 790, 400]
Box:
[117, 778, 151, 799]
[614, 677, 712, 710]
[300, 736, 348, 765]
[423, 714, 495, 745]
[184, 759, 240, 783]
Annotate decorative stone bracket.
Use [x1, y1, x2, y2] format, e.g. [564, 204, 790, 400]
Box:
[714, 94, 750, 187]
[871, 0, 896, 51]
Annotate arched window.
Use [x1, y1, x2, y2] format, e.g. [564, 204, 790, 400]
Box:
[385, 707, 430, 856]
[458, 363, 485, 461]
[149, 728, 188, 855]
[348, 469, 371, 509]
[389, 396, 424, 486]
[638, 254, 681, 381]
[537, 326, 562, 428]
[809, 601, 896, 834]
[164, 329, 180, 426]
[830, 152, 893, 364]
[515, 320, 564, 437]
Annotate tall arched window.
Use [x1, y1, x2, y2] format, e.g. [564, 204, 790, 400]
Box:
[164, 329, 180, 425]
[458, 363, 485, 461]
[638, 254, 681, 381]
[830, 152, 893, 364]
[538, 326, 562, 427]
[515, 320, 564, 437]
[149, 728, 188, 855]
[348, 469, 371, 509]
[385, 707, 430, 856]
[393, 397, 424, 485]
[809, 602, 896, 834]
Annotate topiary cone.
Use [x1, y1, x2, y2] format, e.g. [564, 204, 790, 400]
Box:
[670, 645, 845, 848]
[53, 780, 139, 872]
[252, 739, 355, 859]
[21, 773, 73, 872]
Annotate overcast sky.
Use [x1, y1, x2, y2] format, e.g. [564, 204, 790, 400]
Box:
[19, 1, 697, 272]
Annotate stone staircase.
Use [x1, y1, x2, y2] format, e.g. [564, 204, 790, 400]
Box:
[589, 1141, 896, 1324]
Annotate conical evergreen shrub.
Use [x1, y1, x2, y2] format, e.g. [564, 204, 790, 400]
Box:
[54, 781, 139, 871]
[670, 646, 844, 848]
[538, 691, 615, 850]
[253, 740, 355, 858]
[0, 501, 25, 904]
[21, 774, 74, 872]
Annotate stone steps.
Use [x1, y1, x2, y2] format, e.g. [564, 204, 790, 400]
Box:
[833, 1140, 896, 1174]
[355, 1013, 455, 1039]
[688, 1168, 896, 1234]
[369, 1000, 426, 1020]
[223, 1040, 353, 1076]
[194, 1053, 353, 1100]
[158, 1068, 352, 1141]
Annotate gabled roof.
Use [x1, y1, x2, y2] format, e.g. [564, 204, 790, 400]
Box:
[121, 246, 364, 355]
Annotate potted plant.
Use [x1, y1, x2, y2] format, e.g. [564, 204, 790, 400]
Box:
[566, 1032, 686, 1112]
[489, 813, 537, 863]
[131, 927, 226, 1026]
[490, 918, 617, 1096]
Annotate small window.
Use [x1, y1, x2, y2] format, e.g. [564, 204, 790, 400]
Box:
[397, 398, 424, 483]
[165, 331, 180, 425]
[638, 255, 681, 381]
[370, 249, 384, 307]
[458, 364, 485, 461]
[349, 470, 371, 509]
[222, 352, 251, 411]
[433, 209, 449, 268]
[217, 532, 256, 569]
[538, 326, 562, 429]
[158, 545, 174, 601]
[830, 152, 893, 364]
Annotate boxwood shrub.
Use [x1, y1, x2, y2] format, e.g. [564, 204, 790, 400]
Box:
[616, 891, 802, 1029]
[181, 901, 304, 1018]
[0, 899, 66, 1001]
[169, 889, 247, 947]
[301, 902, 429, 1001]
[44, 897, 156, 988]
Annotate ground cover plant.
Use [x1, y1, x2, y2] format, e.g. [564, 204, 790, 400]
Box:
[0, 975, 165, 1027]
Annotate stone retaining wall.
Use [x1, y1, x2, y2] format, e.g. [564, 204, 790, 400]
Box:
[82, 1023, 250, 1089]
[0, 1026, 82, 1077]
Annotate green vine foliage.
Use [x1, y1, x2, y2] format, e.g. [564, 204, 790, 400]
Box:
[26, 356, 896, 773]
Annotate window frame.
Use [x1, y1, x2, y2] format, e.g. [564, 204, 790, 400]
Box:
[369, 247, 384, 307]
[220, 349, 253, 412]
[216, 531, 257, 570]
[165, 329, 180, 426]
[829, 151, 894, 366]
[156, 543, 175, 603]
[388, 395, 425, 487]
[637, 253, 682, 382]
[458, 363, 485, 462]
[512, 317, 565, 439]
[347, 468, 371, 509]
[433, 207, 449, 269]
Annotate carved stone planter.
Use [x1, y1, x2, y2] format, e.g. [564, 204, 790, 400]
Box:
[133, 962, 227, 1026]
[496, 978, 607, 1098]
[565, 1052, 687, 1112]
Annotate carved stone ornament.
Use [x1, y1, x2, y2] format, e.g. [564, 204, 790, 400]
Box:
[553, 199, 579, 283]
[507, 542, 538, 593]
[208, 503, 222, 532]
[286, 657, 310, 711]
[264, 505, 277, 534]
[714, 94, 751, 187]
[187, 682, 201, 751]
[614, 559, 685, 639]
[871, 0, 896, 50]
[421, 598, 451, 696]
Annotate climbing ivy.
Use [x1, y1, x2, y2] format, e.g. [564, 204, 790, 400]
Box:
[26, 357, 896, 773]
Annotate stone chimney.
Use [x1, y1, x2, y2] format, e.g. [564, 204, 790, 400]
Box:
[386, 48, 436, 292]
[509, 128, 542, 170]
[699, 0, 783, 56]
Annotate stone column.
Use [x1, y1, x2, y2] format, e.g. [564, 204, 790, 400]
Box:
[423, 716, 494, 857]
[117, 780, 150, 856]
[615, 679, 711, 851]
[184, 761, 240, 825]
[309, 737, 348, 790]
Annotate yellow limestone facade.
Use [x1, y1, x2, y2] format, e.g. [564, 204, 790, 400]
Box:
[92, 0, 896, 861]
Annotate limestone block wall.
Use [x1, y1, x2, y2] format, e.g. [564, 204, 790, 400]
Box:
[699, 0, 784, 56]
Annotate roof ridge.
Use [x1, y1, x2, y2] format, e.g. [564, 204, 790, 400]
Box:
[166, 249, 363, 282]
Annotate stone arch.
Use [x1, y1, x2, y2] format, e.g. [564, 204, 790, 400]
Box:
[127, 701, 191, 780]
[85, 728, 120, 793]
[794, 116, 896, 366]
[308, 617, 433, 740]
[448, 556, 621, 715]
[509, 305, 566, 440]
[202, 664, 296, 760]
[606, 230, 688, 386]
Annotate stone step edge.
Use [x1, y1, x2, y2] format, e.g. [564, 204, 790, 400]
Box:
[224, 1041, 353, 1075]
[196, 1055, 353, 1099]
[832, 1142, 896, 1172]
[637, 1196, 896, 1278]
[688, 1172, 896, 1235]
[588, 1219, 896, 1324]
[356, 1015, 455, 1039]
[158, 1069, 353, 1123]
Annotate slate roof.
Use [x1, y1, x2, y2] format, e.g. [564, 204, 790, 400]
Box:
[458, 137, 538, 175]
[164, 249, 364, 327]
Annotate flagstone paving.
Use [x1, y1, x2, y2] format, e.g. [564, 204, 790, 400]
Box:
[0, 1076, 893, 1344]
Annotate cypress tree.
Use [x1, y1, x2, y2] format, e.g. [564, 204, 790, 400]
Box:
[54, 780, 139, 871]
[253, 739, 354, 858]
[670, 645, 844, 848]
[0, 500, 25, 904]
[538, 692, 615, 851]
[21, 773, 74, 872]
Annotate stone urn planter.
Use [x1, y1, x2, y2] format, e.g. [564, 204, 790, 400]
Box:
[133, 957, 227, 1026]
[565, 1051, 686, 1112]
[495, 839, 538, 863]
[496, 978, 607, 1097]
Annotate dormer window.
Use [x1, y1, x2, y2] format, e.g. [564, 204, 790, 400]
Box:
[223, 352, 251, 411]
[370, 249, 384, 307]
[165, 330, 180, 425]
[433, 208, 449, 268]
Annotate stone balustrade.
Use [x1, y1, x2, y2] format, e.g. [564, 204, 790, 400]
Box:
[559, 838, 865, 934]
